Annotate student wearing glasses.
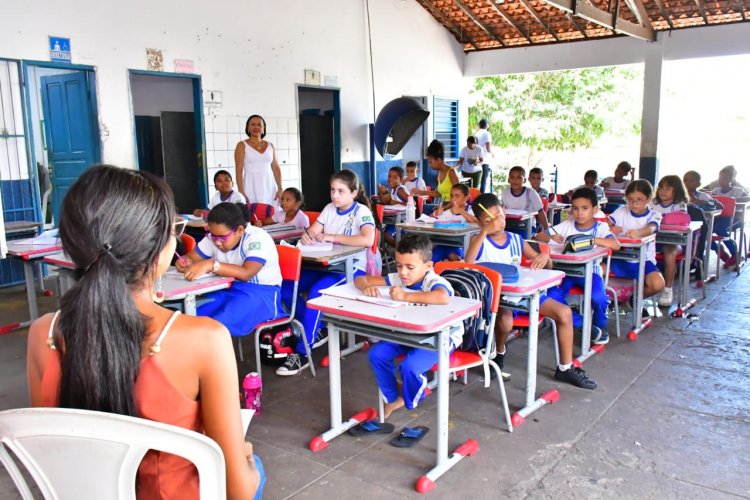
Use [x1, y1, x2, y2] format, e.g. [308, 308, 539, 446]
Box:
[176, 202, 283, 334]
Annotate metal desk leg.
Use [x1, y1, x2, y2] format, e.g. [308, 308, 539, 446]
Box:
[574, 261, 599, 366]
[23, 260, 39, 322]
[184, 295, 197, 316]
[396, 226, 403, 245]
[704, 214, 717, 284]
[417, 327, 479, 493]
[628, 245, 652, 340]
[673, 228, 699, 317]
[310, 323, 376, 452]
[737, 208, 746, 275]
[462, 234, 471, 256]
[512, 292, 559, 427]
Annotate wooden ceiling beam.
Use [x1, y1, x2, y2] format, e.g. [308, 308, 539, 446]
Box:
[651, 0, 675, 28]
[417, 0, 479, 50]
[454, 0, 506, 46]
[692, 0, 710, 24]
[738, 0, 747, 21]
[517, 0, 561, 40]
[485, 0, 533, 43]
[623, 0, 654, 28]
[540, 0, 654, 40]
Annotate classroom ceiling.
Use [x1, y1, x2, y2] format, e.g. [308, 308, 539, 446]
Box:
[415, 0, 748, 51]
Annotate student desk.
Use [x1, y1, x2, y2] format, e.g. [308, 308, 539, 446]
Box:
[547, 246, 610, 365]
[43, 253, 233, 316]
[306, 288, 481, 493]
[301, 244, 367, 360]
[504, 209, 535, 239]
[546, 202, 569, 225]
[395, 222, 480, 255]
[382, 206, 407, 225]
[656, 221, 703, 317]
[500, 268, 565, 426]
[4, 221, 42, 237]
[0, 240, 63, 334]
[263, 224, 304, 243]
[604, 189, 626, 202]
[610, 235, 656, 339]
[701, 207, 722, 284]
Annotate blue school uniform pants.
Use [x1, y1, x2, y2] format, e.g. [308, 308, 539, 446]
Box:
[547, 274, 609, 330]
[368, 341, 454, 411]
[711, 216, 738, 256]
[197, 281, 283, 336]
[431, 245, 464, 262]
[281, 269, 365, 356]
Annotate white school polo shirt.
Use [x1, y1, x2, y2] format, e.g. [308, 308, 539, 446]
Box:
[608, 206, 661, 263]
[501, 187, 543, 213]
[317, 202, 376, 272]
[601, 177, 630, 190]
[271, 210, 310, 229]
[207, 190, 247, 209]
[405, 178, 426, 192]
[436, 206, 474, 222]
[649, 201, 688, 216]
[196, 225, 281, 286]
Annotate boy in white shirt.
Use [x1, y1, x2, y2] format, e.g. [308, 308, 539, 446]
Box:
[501, 166, 549, 235]
[536, 187, 621, 345]
[600, 161, 634, 190]
[194, 170, 247, 216]
[404, 161, 426, 194]
[356, 234, 460, 418]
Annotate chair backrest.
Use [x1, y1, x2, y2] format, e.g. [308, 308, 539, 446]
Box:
[435, 261, 501, 314]
[304, 211, 321, 226]
[248, 203, 274, 222]
[416, 196, 424, 215]
[712, 195, 736, 218]
[521, 241, 550, 267]
[277, 244, 302, 281]
[180, 233, 197, 254]
[0, 407, 226, 500]
[374, 203, 385, 225]
[550, 193, 564, 203]
[371, 228, 380, 254]
[469, 187, 481, 202]
[541, 196, 549, 213]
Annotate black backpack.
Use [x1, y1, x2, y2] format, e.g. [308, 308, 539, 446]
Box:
[439, 269, 494, 353]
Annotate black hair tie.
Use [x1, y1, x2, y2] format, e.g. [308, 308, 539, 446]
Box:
[80, 243, 113, 274]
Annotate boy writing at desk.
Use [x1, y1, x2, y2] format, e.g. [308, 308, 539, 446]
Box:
[536, 187, 621, 345]
[466, 193, 598, 389]
[355, 234, 460, 418]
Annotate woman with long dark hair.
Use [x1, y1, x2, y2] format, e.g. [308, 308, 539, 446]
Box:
[27, 165, 261, 499]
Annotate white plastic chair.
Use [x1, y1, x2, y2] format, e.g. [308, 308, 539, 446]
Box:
[0, 407, 226, 499]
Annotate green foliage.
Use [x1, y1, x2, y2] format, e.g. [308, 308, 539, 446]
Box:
[468, 66, 642, 155]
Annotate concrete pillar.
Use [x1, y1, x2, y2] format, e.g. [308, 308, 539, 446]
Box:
[638, 37, 664, 185]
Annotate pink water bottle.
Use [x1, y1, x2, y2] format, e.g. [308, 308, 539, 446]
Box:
[242, 373, 262, 414]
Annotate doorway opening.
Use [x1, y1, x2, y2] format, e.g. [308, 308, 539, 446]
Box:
[25, 62, 101, 226]
[129, 72, 205, 213]
[297, 86, 340, 211]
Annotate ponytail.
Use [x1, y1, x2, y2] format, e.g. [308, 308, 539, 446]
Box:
[57, 165, 174, 416]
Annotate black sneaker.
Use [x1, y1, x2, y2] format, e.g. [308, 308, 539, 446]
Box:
[275, 353, 309, 376]
[490, 353, 511, 382]
[554, 366, 597, 389]
[628, 295, 650, 319]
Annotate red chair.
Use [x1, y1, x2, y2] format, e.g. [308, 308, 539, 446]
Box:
[248, 203, 274, 223]
[235, 245, 315, 379]
[711, 195, 738, 276]
[541, 196, 549, 215]
[304, 211, 321, 226]
[423, 262, 512, 431]
[469, 187, 481, 203]
[179, 234, 196, 255]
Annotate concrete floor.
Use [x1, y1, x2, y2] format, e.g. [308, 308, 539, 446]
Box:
[0, 262, 748, 499]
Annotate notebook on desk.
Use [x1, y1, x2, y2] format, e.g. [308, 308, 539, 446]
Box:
[320, 283, 414, 308]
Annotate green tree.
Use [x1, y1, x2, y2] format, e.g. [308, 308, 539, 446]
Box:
[468, 66, 642, 169]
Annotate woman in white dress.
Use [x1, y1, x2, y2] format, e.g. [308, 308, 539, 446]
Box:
[235, 115, 282, 205]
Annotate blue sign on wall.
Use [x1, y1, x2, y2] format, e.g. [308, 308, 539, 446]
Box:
[49, 36, 71, 63]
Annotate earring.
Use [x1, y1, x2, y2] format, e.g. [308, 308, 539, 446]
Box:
[152, 277, 165, 303]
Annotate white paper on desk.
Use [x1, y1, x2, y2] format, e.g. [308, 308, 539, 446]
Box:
[504, 208, 528, 217]
[384, 205, 407, 212]
[241, 409, 254, 434]
[416, 214, 437, 223]
[297, 241, 333, 254]
[264, 223, 297, 233]
[181, 214, 203, 221]
[164, 268, 215, 281]
[502, 295, 524, 305]
[320, 283, 412, 308]
[14, 229, 60, 246]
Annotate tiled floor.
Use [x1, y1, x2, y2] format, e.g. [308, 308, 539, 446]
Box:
[0, 263, 747, 499]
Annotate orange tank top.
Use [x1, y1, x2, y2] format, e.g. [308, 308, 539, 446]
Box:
[40, 311, 203, 500]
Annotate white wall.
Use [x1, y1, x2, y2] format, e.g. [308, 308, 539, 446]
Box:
[465, 23, 750, 76]
[0, 0, 469, 199]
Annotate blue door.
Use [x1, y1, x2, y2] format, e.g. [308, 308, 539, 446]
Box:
[40, 71, 98, 223]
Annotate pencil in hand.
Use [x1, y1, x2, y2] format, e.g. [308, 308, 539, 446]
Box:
[477, 203, 496, 220]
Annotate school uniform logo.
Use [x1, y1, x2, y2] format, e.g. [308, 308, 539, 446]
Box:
[249, 242, 261, 250]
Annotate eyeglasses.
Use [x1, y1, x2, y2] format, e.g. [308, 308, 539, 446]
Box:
[205, 228, 236, 243]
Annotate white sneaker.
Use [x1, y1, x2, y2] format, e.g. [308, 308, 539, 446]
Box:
[658, 287, 673, 307]
[275, 353, 309, 376]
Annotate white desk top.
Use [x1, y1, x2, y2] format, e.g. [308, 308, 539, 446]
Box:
[616, 234, 656, 247]
[308, 289, 481, 333]
[504, 209, 534, 220]
[501, 268, 565, 295]
[6, 241, 63, 259]
[396, 222, 481, 235]
[300, 244, 363, 263]
[548, 245, 610, 262]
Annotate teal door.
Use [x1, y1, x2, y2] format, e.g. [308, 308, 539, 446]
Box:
[40, 71, 99, 223]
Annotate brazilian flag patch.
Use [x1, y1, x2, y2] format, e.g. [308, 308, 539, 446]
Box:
[249, 242, 261, 250]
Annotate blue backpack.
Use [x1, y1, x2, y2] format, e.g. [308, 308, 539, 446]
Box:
[439, 269, 494, 353]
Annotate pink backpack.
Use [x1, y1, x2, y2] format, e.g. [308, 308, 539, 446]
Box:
[661, 211, 691, 227]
